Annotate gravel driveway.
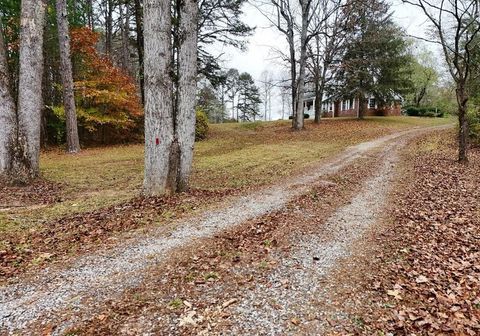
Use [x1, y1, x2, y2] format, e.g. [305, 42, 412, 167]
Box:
[0, 125, 449, 334]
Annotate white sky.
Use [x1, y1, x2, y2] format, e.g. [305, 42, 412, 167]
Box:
[214, 0, 440, 119]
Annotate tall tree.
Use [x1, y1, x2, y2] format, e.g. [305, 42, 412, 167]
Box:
[259, 70, 274, 121]
[56, 0, 81, 153]
[335, 0, 413, 119]
[133, 0, 145, 103]
[0, 21, 16, 176]
[0, 0, 47, 181]
[143, 0, 198, 195]
[237, 72, 262, 121]
[176, 0, 198, 191]
[403, 0, 480, 163]
[143, 0, 174, 195]
[307, 0, 346, 123]
[407, 50, 438, 107]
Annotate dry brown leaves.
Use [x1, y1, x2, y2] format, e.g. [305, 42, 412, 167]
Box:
[346, 132, 480, 335]
[61, 155, 378, 335]
[0, 188, 238, 281]
[0, 179, 62, 208]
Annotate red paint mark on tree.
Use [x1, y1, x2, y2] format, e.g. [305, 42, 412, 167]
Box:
[156, 138, 159, 145]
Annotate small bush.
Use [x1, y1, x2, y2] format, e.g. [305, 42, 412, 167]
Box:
[404, 106, 444, 118]
[195, 109, 209, 141]
[468, 110, 480, 146]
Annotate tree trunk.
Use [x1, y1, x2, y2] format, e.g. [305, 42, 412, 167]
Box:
[457, 85, 469, 163]
[14, 0, 47, 181]
[105, 0, 113, 55]
[56, 0, 81, 153]
[0, 21, 17, 177]
[87, 0, 94, 29]
[175, 0, 198, 191]
[289, 36, 296, 118]
[143, 0, 175, 195]
[134, 0, 145, 104]
[293, 0, 308, 130]
[358, 94, 367, 119]
[120, 2, 131, 74]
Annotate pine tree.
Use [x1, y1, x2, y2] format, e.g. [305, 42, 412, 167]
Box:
[237, 72, 262, 122]
[335, 0, 413, 118]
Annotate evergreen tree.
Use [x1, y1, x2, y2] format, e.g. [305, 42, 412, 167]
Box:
[334, 0, 413, 118]
[197, 84, 226, 123]
[237, 72, 262, 122]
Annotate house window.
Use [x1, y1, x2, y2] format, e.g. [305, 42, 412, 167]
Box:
[369, 98, 376, 109]
[342, 100, 348, 111]
[350, 98, 354, 109]
[329, 103, 333, 111]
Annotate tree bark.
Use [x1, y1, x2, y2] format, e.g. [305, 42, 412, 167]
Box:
[288, 36, 296, 117]
[87, 0, 94, 29]
[134, 0, 145, 104]
[358, 94, 367, 119]
[143, 0, 175, 195]
[105, 0, 113, 55]
[56, 0, 81, 153]
[120, 2, 131, 74]
[15, 0, 47, 180]
[176, 0, 198, 191]
[293, 0, 308, 130]
[0, 21, 17, 177]
[457, 84, 468, 163]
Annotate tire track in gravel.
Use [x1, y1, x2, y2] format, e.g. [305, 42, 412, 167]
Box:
[0, 125, 451, 334]
[229, 133, 407, 335]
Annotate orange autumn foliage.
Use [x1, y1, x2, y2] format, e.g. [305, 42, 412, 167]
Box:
[69, 27, 143, 137]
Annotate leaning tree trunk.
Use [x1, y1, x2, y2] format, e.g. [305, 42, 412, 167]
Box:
[143, 0, 175, 195]
[56, 0, 80, 154]
[457, 85, 469, 163]
[176, 0, 198, 192]
[15, 0, 47, 181]
[0, 21, 17, 177]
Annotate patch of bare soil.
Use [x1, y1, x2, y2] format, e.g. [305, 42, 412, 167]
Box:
[315, 131, 480, 336]
[58, 143, 395, 336]
[0, 189, 239, 281]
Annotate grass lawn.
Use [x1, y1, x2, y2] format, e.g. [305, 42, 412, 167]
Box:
[1, 116, 453, 232]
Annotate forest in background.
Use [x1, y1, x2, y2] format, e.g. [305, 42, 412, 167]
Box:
[1, 0, 477, 148]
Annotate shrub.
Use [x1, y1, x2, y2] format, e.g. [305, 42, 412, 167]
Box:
[404, 106, 444, 118]
[195, 109, 209, 141]
[468, 110, 480, 146]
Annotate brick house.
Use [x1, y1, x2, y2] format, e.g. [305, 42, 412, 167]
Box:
[302, 93, 402, 118]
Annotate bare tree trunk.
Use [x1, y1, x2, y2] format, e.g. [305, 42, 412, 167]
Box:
[143, 0, 175, 195]
[134, 0, 145, 104]
[293, 0, 308, 130]
[56, 0, 80, 153]
[120, 2, 131, 74]
[105, 0, 113, 55]
[176, 0, 198, 191]
[87, 0, 94, 29]
[457, 85, 469, 163]
[0, 21, 17, 177]
[289, 39, 296, 117]
[15, 0, 47, 180]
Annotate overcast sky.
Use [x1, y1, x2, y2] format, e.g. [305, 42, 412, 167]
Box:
[215, 0, 438, 119]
